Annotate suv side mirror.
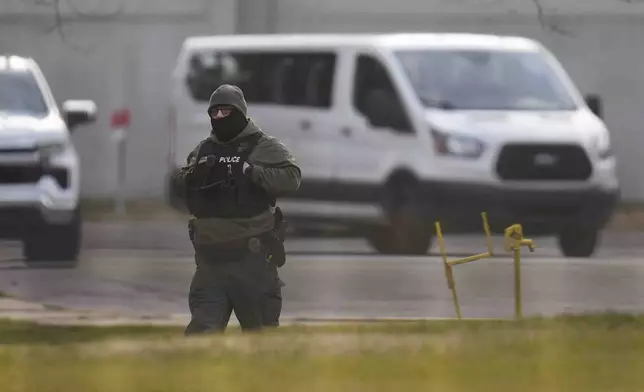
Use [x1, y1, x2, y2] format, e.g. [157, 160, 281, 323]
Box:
[62, 99, 97, 132]
[584, 94, 603, 119]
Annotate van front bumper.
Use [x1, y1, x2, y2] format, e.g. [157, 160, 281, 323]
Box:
[419, 181, 620, 234]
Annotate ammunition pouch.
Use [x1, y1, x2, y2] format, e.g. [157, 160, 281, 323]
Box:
[188, 220, 195, 241]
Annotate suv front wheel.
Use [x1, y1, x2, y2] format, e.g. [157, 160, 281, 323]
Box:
[23, 207, 82, 267]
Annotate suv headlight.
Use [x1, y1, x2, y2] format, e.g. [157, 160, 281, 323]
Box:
[37, 141, 66, 162]
[592, 133, 612, 160]
[431, 128, 485, 159]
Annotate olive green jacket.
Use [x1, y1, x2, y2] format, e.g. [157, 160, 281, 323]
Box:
[172, 120, 301, 244]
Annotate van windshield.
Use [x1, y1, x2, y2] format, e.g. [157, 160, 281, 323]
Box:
[394, 49, 578, 111]
[0, 70, 48, 117]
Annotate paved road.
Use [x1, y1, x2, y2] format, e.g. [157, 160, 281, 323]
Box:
[0, 222, 643, 321]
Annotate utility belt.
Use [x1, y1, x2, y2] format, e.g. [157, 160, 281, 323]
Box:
[193, 232, 285, 266]
[191, 208, 287, 267]
[192, 231, 266, 251]
[194, 231, 286, 267]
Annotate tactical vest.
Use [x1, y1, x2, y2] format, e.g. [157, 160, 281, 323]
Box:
[185, 133, 272, 219]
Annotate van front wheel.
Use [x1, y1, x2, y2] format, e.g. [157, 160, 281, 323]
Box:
[367, 181, 432, 255]
[557, 226, 599, 258]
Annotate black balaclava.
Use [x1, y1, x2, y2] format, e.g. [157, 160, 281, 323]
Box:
[207, 84, 249, 143]
[210, 107, 248, 142]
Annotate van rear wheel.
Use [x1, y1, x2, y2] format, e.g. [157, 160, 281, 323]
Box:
[368, 222, 432, 255]
[367, 179, 432, 255]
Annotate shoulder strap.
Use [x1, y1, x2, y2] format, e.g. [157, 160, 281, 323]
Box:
[238, 133, 263, 156]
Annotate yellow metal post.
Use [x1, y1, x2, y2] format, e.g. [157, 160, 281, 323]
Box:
[513, 247, 522, 319]
[447, 265, 461, 320]
[481, 212, 494, 255]
[435, 214, 536, 321]
[435, 221, 462, 319]
[503, 224, 535, 320]
[447, 252, 490, 266]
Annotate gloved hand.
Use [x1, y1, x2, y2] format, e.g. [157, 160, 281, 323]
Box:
[184, 155, 216, 190]
[191, 159, 210, 179]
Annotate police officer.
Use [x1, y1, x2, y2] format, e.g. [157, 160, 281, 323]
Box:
[172, 84, 301, 334]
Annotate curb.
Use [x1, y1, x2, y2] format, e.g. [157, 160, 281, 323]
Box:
[0, 298, 184, 326]
[0, 298, 503, 326]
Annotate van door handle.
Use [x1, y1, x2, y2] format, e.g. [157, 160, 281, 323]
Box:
[341, 127, 352, 137]
[300, 120, 311, 131]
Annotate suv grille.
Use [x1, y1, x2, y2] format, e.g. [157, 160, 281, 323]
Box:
[0, 165, 42, 184]
[496, 144, 592, 181]
[0, 147, 37, 153]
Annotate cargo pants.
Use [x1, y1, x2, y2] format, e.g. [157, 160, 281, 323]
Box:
[184, 239, 284, 334]
[262, 261, 285, 327]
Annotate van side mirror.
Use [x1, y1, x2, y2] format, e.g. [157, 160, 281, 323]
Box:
[62, 99, 97, 132]
[585, 94, 603, 119]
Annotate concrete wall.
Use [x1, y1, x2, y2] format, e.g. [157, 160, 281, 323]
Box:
[0, 0, 236, 198]
[3, 0, 644, 200]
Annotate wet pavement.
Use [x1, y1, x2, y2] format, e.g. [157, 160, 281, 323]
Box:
[0, 222, 643, 322]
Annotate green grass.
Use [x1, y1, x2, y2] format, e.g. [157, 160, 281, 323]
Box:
[0, 319, 183, 345]
[1, 314, 644, 391]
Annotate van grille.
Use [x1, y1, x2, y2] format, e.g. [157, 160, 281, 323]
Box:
[496, 144, 592, 181]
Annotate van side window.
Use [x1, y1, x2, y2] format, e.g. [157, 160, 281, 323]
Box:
[185, 51, 336, 108]
[302, 53, 335, 108]
[352, 54, 412, 134]
[185, 52, 269, 103]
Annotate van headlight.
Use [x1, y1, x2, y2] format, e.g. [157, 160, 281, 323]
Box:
[431, 128, 485, 159]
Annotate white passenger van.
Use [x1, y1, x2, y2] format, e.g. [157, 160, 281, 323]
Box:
[168, 33, 620, 258]
[0, 55, 97, 266]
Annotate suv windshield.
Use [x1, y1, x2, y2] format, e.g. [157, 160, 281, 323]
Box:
[394, 49, 578, 111]
[0, 70, 48, 117]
